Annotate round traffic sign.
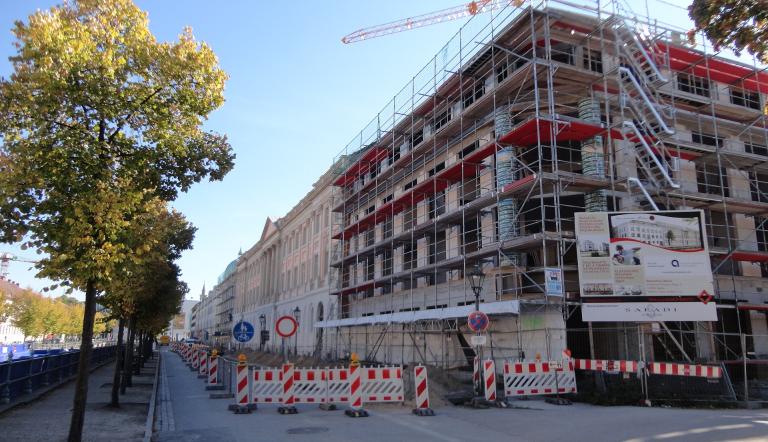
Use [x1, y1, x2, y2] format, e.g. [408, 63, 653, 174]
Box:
[467, 311, 489, 333]
[275, 315, 298, 338]
[232, 321, 255, 343]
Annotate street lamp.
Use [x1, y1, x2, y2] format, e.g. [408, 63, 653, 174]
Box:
[258, 314, 266, 352]
[468, 263, 485, 401]
[468, 264, 485, 311]
[292, 306, 301, 356]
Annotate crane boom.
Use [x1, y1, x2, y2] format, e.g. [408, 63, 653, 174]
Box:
[342, 0, 519, 44]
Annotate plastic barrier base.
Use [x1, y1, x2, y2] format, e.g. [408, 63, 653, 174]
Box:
[345, 408, 369, 418]
[205, 385, 225, 391]
[319, 403, 337, 411]
[229, 404, 252, 414]
[545, 397, 572, 406]
[412, 408, 435, 416]
[197, 374, 207, 379]
[278, 406, 298, 414]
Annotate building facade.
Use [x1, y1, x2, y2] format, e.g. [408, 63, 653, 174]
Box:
[208, 1, 768, 378]
[166, 299, 198, 341]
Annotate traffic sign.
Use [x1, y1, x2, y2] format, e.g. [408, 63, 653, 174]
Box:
[275, 315, 298, 338]
[467, 311, 489, 333]
[232, 321, 255, 343]
[470, 335, 487, 347]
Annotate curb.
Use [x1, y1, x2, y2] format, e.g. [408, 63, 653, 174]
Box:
[143, 352, 161, 442]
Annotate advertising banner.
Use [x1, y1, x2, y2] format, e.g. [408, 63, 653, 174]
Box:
[575, 210, 716, 322]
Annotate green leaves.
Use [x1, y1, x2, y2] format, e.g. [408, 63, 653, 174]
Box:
[0, 0, 234, 293]
[689, 0, 768, 64]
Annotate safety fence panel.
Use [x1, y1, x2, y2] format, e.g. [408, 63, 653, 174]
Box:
[362, 366, 404, 403]
[326, 368, 349, 404]
[293, 368, 327, 404]
[574, 359, 639, 373]
[504, 360, 577, 397]
[648, 362, 721, 378]
[251, 368, 282, 403]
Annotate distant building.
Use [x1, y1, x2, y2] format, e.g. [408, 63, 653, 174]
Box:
[0, 279, 28, 344]
[166, 299, 198, 341]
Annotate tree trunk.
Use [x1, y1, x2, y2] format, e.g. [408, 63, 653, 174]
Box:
[121, 316, 135, 394]
[67, 279, 97, 442]
[109, 317, 125, 407]
[135, 330, 143, 373]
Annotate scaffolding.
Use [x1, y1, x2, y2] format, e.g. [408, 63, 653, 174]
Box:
[319, 0, 768, 376]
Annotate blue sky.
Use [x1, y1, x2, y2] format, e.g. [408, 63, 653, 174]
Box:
[0, 0, 702, 300]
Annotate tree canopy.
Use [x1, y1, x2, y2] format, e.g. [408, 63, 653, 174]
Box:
[689, 0, 768, 63]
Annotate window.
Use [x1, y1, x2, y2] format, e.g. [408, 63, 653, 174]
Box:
[412, 130, 424, 147]
[745, 142, 768, 157]
[692, 132, 723, 148]
[749, 172, 768, 203]
[696, 163, 729, 197]
[403, 179, 417, 191]
[730, 88, 760, 110]
[428, 161, 446, 177]
[496, 60, 508, 84]
[434, 108, 451, 131]
[583, 49, 603, 73]
[382, 193, 393, 203]
[458, 141, 479, 159]
[677, 73, 710, 97]
[463, 81, 485, 108]
[550, 43, 574, 65]
[365, 205, 375, 215]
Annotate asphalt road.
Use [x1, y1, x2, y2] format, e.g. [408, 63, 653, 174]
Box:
[155, 348, 768, 442]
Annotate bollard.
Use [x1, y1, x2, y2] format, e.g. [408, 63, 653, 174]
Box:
[205, 350, 225, 391]
[229, 354, 255, 413]
[483, 359, 497, 402]
[277, 362, 298, 414]
[198, 350, 208, 379]
[412, 365, 434, 416]
[345, 353, 368, 418]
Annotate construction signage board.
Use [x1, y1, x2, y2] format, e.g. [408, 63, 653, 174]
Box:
[544, 267, 564, 296]
[575, 210, 716, 322]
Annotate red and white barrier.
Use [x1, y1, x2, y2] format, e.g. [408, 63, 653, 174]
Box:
[349, 364, 363, 410]
[192, 348, 199, 369]
[414, 365, 430, 410]
[199, 351, 207, 376]
[575, 359, 639, 374]
[236, 364, 249, 405]
[251, 368, 282, 403]
[282, 363, 296, 406]
[293, 368, 327, 404]
[208, 356, 219, 385]
[362, 366, 404, 403]
[648, 362, 721, 378]
[326, 368, 349, 404]
[483, 359, 497, 402]
[503, 360, 577, 397]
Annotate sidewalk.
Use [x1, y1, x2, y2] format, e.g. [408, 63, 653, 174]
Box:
[0, 356, 157, 441]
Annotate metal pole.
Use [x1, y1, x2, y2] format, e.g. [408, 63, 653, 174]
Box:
[741, 333, 748, 404]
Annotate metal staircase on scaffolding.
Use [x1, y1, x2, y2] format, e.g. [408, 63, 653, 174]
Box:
[610, 16, 681, 202]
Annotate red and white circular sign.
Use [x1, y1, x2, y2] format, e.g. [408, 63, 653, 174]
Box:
[275, 315, 298, 338]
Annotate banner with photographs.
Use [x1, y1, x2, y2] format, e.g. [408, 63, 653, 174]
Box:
[575, 210, 717, 322]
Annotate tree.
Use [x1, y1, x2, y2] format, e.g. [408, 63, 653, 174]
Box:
[9, 289, 45, 341]
[689, 0, 768, 64]
[0, 1, 234, 440]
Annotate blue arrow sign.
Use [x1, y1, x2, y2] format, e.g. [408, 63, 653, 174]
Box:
[232, 321, 255, 343]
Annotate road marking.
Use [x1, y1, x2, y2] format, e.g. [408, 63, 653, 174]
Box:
[374, 411, 463, 442]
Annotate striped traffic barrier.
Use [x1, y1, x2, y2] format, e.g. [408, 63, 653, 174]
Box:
[278, 363, 298, 414]
[191, 346, 200, 371]
[205, 350, 225, 391]
[198, 350, 208, 379]
[503, 360, 577, 398]
[574, 359, 639, 374]
[345, 353, 368, 417]
[229, 355, 254, 413]
[648, 362, 721, 378]
[483, 359, 497, 402]
[412, 365, 434, 416]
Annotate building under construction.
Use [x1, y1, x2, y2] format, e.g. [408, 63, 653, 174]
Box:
[312, 0, 768, 397]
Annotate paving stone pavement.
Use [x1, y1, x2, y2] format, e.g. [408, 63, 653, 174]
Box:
[0, 355, 157, 441]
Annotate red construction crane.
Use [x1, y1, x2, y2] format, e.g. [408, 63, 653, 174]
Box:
[342, 0, 523, 44]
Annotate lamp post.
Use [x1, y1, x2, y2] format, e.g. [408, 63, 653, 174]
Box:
[468, 264, 485, 398]
[292, 306, 301, 356]
[258, 314, 266, 352]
